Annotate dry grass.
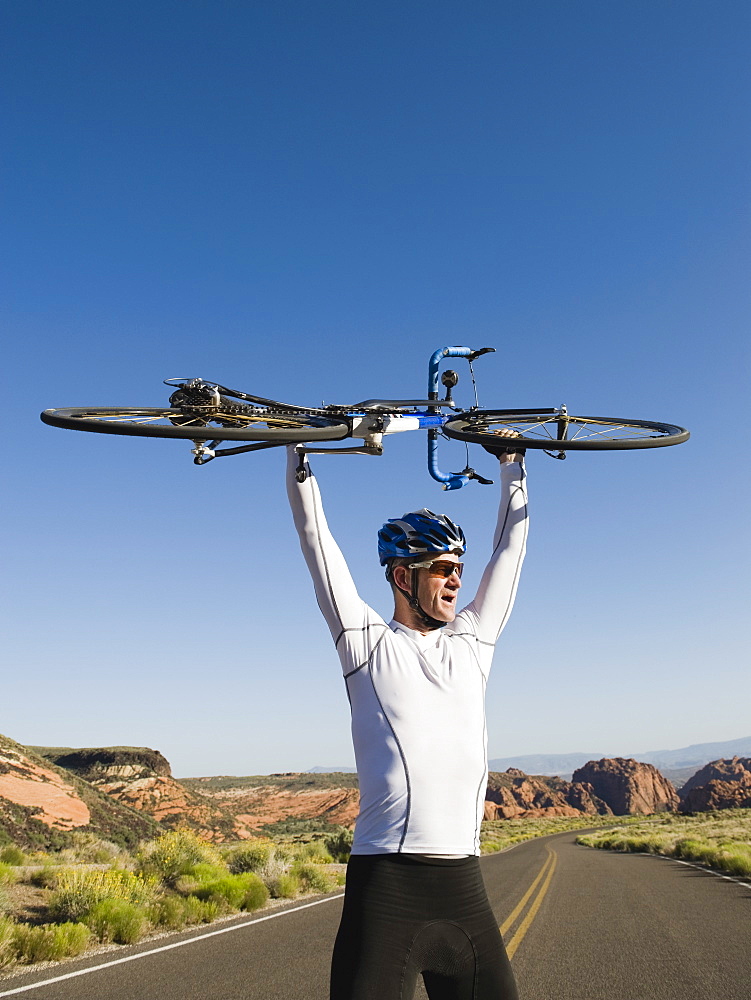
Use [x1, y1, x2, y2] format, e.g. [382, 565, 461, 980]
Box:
[577, 809, 751, 877]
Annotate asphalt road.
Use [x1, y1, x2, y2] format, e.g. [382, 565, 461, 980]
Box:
[1, 831, 749, 999]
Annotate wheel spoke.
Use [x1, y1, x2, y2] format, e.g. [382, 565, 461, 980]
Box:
[442, 409, 688, 451]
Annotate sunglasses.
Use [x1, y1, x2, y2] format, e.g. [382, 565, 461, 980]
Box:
[407, 559, 464, 578]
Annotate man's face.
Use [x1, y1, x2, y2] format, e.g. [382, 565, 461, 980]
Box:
[412, 553, 463, 623]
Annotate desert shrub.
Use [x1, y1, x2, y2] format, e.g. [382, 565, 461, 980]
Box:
[145, 892, 226, 928]
[29, 864, 57, 889]
[0, 862, 17, 886]
[291, 861, 334, 894]
[0, 846, 26, 866]
[192, 871, 268, 912]
[49, 868, 158, 922]
[137, 829, 224, 886]
[181, 895, 220, 924]
[148, 895, 187, 930]
[257, 850, 287, 886]
[0, 916, 15, 969]
[674, 838, 715, 864]
[295, 841, 334, 864]
[266, 872, 300, 899]
[174, 862, 230, 897]
[716, 847, 751, 877]
[199, 899, 221, 922]
[85, 899, 149, 944]
[68, 832, 126, 865]
[12, 922, 90, 963]
[225, 839, 274, 874]
[239, 873, 269, 911]
[324, 827, 354, 862]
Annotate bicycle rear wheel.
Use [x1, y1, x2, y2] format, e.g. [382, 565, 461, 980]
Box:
[443, 409, 689, 450]
[40, 407, 351, 442]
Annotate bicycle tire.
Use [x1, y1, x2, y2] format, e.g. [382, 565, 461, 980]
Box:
[40, 407, 351, 443]
[443, 409, 689, 450]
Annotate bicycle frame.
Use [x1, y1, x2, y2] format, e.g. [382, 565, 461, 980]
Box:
[298, 345, 496, 491]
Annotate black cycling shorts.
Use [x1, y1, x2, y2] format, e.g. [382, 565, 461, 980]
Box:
[330, 853, 519, 1000]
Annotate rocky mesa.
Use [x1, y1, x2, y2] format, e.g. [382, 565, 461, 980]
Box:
[484, 769, 612, 819]
[32, 746, 240, 842]
[0, 734, 159, 849]
[572, 757, 679, 814]
[679, 757, 751, 812]
[182, 773, 361, 835]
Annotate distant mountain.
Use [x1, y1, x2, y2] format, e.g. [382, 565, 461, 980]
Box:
[486, 753, 600, 777]
[487, 737, 751, 779]
[634, 737, 751, 769]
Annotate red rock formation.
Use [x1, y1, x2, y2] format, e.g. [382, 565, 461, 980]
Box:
[36, 747, 239, 842]
[483, 769, 612, 820]
[571, 758, 678, 815]
[0, 742, 90, 830]
[0, 734, 159, 849]
[679, 758, 751, 812]
[225, 786, 361, 833]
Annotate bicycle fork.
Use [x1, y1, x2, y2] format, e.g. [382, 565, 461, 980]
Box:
[426, 346, 495, 490]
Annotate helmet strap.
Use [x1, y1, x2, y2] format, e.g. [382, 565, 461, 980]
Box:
[393, 569, 444, 631]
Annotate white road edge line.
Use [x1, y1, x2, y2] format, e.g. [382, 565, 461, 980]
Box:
[645, 853, 751, 888]
[0, 892, 345, 997]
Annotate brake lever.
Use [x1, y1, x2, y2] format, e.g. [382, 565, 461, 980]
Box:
[464, 467, 494, 485]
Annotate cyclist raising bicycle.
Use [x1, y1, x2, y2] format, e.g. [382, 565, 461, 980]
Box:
[287, 432, 528, 1000]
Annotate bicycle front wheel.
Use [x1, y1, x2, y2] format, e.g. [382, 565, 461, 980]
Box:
[443, 409, 689, 450]
[40, 407, 351, 442]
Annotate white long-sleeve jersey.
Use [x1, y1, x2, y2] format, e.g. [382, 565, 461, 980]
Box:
[286, 449, 529, 856]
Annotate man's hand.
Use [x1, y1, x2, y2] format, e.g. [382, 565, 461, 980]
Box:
[481, 428, 525, 464]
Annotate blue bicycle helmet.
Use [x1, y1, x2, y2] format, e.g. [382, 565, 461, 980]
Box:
[378, 509, 466, 566]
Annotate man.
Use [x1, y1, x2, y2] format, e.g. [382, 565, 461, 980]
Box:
[287, 434, 528, 1000]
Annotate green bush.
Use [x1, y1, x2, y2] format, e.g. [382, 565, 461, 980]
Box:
[324, 828, 354, 863]
[674, 838, 714, 864]
[291, 861, 334, 894]
[137, 829, 224, 886]
[29, 864, 57, 889]
[181, 896, 220, 923]
[174, 862, 230, 897]
[85, 899, 149, 945]
[295, 841, 334, 864]
[49, 868, 158, 922]
[0, 862, 17, 886]
[717, 848, 751, 877]
[68, 833, 125, 865]
[0, 915, 15, 969]
[192, 871, 269, 911]
[148, 895, 189, 930]
[12, 922, 91, 964]
[239, 873, 270, 911]
[0, 846, 26, 866]
[224, 840, 274, 874]
[267, 872, 300, 899]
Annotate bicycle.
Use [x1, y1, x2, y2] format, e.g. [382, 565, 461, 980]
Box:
[40, 346, 689, 491]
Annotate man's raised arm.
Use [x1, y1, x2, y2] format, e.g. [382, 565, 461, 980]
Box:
[451, 452, 529, 651]
[285, 447, 375, 653]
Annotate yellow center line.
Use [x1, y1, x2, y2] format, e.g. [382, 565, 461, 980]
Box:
[505, 849, 557, 961]
[499, 850, 554, 937]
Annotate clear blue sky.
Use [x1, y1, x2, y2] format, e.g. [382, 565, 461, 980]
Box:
[2, 1, 749, 776]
